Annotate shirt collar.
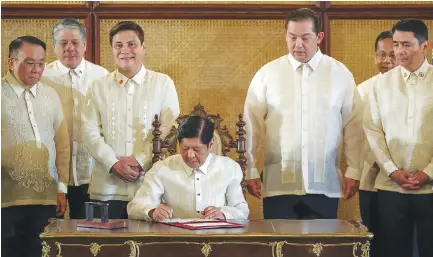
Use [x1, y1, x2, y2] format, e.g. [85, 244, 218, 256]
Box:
[400, 58, 429, 82]
[288, 48, 323, 72]
[114, 65, 146, 87]
[56, 58, 86, 77]
[182, 153, 213, 177]
[5, 71, 38, 97]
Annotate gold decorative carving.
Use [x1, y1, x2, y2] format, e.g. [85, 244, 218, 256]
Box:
[42, 241, 51, 257]
[90, 243, 102, 256]
[200, 243, 212, 257]
[49, 240, 371, 257]
[274, 241, 284, 257]
[55, 241, 62, 257]
[361, 241, 370, 257]
[312, 243, 323, 257]
[125, 240, 138, 257]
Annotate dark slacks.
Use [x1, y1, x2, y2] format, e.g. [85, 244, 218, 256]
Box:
[67, 184, 90, 219]
[377, 190, 433, 257]
[1, 205, 56, 257]
[359, 190, 380, 257]
[89, 199, 129, 219]
[263, 194, 339, 219]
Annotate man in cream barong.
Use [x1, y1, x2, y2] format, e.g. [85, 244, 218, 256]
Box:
[363, 18, 433, 257]
[244, 8, 364, 219]
[82, 21, 180, 219]
[357, 30, 396, 257]
[42, 18, 109, 219]
[2, 36, 70, 257]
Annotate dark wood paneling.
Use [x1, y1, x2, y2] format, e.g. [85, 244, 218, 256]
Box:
[93, 3, 319, 19]
[326, 4, 433, 19]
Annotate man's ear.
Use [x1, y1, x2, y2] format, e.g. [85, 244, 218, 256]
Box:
[208, 138, 214, 150]
[421, 40, 430, 52]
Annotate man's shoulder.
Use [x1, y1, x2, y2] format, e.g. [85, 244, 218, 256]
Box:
[376, 67, 401, 89]
[89, 71, 115, 87]
[358, 74, 379, 89]
[321, 54, 353, 76]
[258, 55, 287, 72]
[37, 81, 62, 100]
[85, 60, 109, 75]
[153, 154, 183, 171]
[380, 66, 400, 80]
[209, 154, 240, 168]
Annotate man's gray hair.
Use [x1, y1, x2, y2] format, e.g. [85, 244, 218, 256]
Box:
[52, 18, 86, 44]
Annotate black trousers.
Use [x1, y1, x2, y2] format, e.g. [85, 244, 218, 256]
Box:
[67, 184, 90, 219]
[263, 194, 339, 219]
[359, 190, 380, 257]
[377, 190, 433, 257]
[1, 205, 56, 257]
[89, 199, 129, 219]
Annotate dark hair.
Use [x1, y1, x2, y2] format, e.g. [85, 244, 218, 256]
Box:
[109, 21, 144, 45]
[375, 31, 393, 52]
[392, 18, 428, 45]
[177, 116, 214, 145]
[9, 36, 46, 58]
[52, 18, 86, 44]
[285, 8, 321, 34]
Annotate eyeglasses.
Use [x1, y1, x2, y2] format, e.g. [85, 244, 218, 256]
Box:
[376, 52, 396, 62]
[12, 58, 46, 69]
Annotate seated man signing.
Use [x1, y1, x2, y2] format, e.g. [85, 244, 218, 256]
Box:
[127, 116, 249, 221]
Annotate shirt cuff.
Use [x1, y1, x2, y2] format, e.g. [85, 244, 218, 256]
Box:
[105, 156, 120, 173]
[219, 207, 232, 220]
[246, 168, 260, 180]
[344, 166, 362, 180]
[143, 208, 154, 221]
[58, 182, 67, 194]
[422, 166, 433, 180]
[382, 161, 399, 176]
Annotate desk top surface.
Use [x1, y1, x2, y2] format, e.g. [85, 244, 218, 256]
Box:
[41, 219, 372, 239]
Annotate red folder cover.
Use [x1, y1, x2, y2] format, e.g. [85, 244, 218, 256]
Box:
[161, 220, 244, 230]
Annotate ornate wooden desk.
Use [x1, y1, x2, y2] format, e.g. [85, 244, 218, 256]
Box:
[41, 219, 372, 257]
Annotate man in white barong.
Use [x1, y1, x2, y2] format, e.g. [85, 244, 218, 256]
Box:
[42, 18, 109, 219]
[244, 8, 364, 219]
[357, 30, 396, 257]
[363, 18, 433, 257]
[128, 116, 249, 221]
[82, 21, 180, 219]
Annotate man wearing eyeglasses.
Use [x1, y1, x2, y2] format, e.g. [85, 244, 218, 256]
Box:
[42, 18, 108, 220]
[357, 30, 396, 257]
[1, 36, 70, 257]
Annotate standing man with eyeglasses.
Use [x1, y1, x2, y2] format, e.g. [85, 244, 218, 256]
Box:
[1, 36, 70, 257]
[42, 18, 109, 219]
[357, 30, 396, 257]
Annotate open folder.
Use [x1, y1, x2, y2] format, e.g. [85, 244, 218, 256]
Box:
[157, 218, 244, 230]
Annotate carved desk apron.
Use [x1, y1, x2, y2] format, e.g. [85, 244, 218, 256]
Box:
[40, 219, 372, 257]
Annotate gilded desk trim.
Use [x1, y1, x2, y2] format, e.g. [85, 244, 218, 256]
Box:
[40, 219, 374, 239]
[44, 240, 371, 257]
